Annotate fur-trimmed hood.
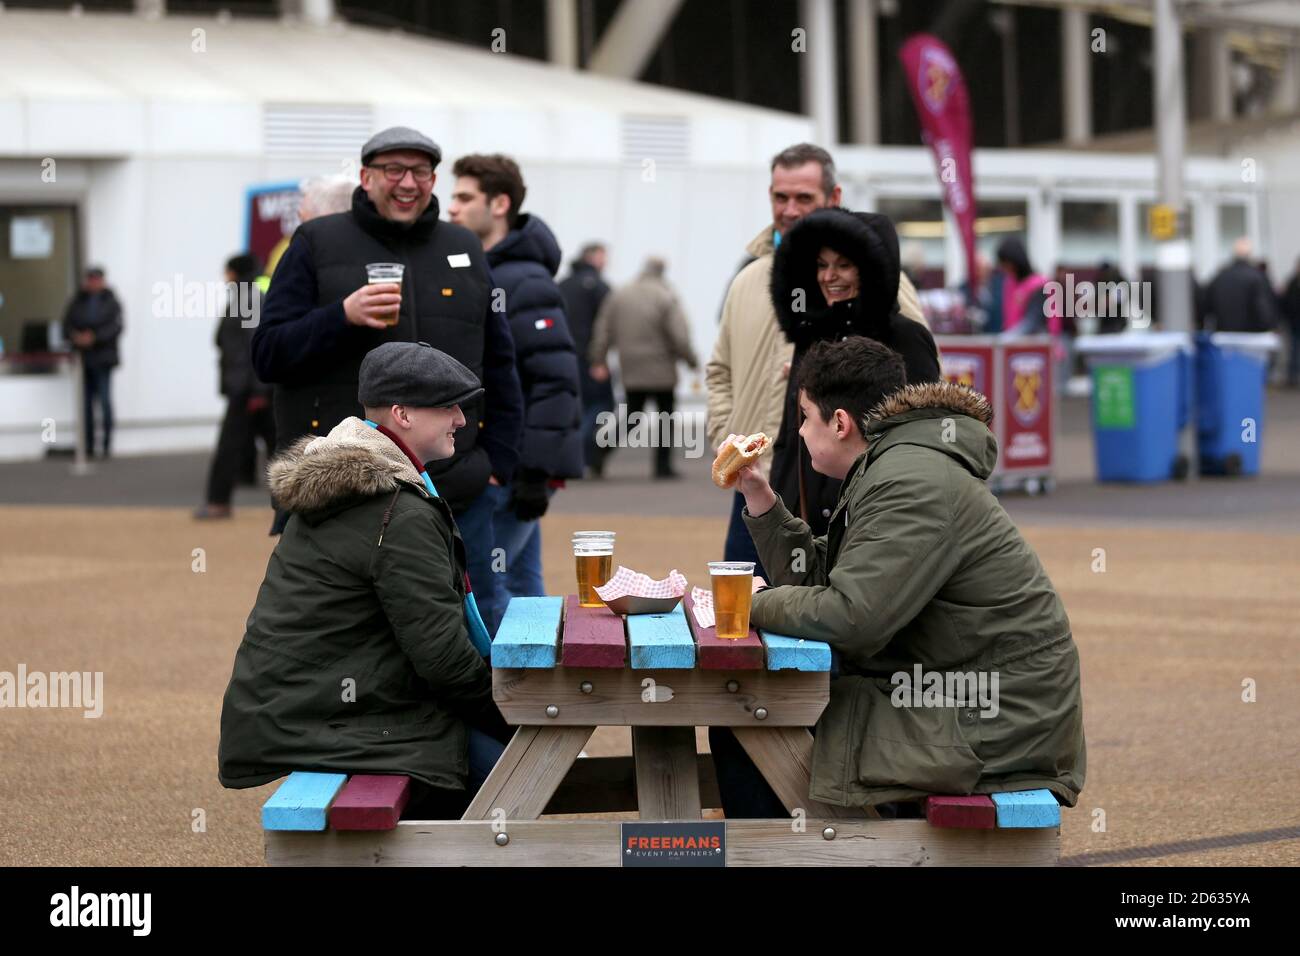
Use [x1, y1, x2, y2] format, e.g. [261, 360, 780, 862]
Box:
[770, 208, 901, 349]
[268, 417, 427, 515]
[862, 381, 998, 479]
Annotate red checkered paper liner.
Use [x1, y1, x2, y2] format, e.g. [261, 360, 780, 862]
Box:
[594, 566, 688, 602]
[690, 586, 715, 629]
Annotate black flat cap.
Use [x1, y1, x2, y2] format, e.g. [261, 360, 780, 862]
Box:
[361, 126, 442, 167]
[358, 342, 483, 409]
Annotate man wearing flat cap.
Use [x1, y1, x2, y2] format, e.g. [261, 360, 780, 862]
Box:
[219, 341, 510, 819]
[252, 125, 524, 637]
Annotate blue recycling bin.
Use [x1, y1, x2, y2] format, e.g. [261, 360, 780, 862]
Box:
[1195, 332, 1278, 476]
[1075, 333, 1192, 483]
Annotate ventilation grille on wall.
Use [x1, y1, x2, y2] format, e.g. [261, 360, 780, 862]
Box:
[262, 103, 375, 158]
[620, 114, 690, 167]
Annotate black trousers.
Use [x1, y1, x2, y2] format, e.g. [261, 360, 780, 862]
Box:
[624, 389, 676, 476]
[707, 725, 919, 819]
[206, 394, 276, 506]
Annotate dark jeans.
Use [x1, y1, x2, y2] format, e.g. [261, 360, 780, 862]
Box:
[582, 392, 616, 474]
[707, 725, 788, 818]
[724, 491, 768, 581]
[206, 394, 276, 506]
[624, 389, 676, 476]
[455, 483, 509, 638]
[707, 724, 917, 819]
[82, 364, 114, 456]
[404, 726, 509, 820]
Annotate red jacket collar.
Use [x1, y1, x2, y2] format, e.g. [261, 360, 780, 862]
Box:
[374, 423, 426, 475]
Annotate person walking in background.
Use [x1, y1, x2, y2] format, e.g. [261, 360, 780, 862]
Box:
[1281, 256, 1300, 388]
[1202, 238, 1278, 333]
[449, 153, 582, 606]
[767, 208, 941, 539]
[705, 144, 931, 578]
[559, 243, 615, 478]
[250, 125, 524, 636]
[63, 266, 123, 459]
[195, 254, 276, 520]
[589, 257, 698, 480]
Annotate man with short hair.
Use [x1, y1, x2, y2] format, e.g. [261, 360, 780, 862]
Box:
[63, 266, 124, 459]
[449, 153, 582, 611]
[589, 257, 699, 480]
[219, 341, 509, 819]
[1203, 237, 1279, 333]
[705, 143, 929, 576]
[712, 337, 1085, 818]
[252, 126, 524, 634]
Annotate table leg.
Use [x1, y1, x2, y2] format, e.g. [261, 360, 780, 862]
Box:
[462, 725, 595, 821]
[631, 726, 702, 821]
[732, 727, 879, 820]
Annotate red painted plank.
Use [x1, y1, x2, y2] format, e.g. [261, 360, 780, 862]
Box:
[328, 775, 412, 831]
[560, 594, 627, 668]
[924, 794, 997, 829]
[683, 593, 764, 670]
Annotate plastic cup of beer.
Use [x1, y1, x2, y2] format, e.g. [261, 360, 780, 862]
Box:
[365, 262, 405, 326]
[709, 561, 755, 639]
[573, 531, 615, 607]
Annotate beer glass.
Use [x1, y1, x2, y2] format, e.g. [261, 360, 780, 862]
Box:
[708, 561, 755, 639]
[365, 262, 405, 326]
[573, 531, 615, 607]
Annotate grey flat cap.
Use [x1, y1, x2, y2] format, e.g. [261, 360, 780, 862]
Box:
[361, 126, 442, 167]
[358, 342, 483, 409]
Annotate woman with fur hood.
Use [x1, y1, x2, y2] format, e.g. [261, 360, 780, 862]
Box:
[769, 208, 942, 535]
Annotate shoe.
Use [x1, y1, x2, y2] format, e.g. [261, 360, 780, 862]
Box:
[193, 504, 233, 520]
[653, 470, 682, 481]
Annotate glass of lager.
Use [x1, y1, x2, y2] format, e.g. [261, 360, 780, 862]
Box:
[708, 561, 755, 639]
[365, 262, 405, 326]
[573, 531, 616, 607]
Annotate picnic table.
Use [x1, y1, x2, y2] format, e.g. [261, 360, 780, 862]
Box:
[264, 595, 1062, 866]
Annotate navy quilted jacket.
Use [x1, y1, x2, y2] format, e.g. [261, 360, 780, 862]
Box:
[486, 214, 583, 479]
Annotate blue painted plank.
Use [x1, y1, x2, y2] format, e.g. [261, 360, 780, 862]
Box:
[262, 771, 348, 831]
[758, 631, 832, 672]
[627, 603, 696, 669]
[992, 789, 1061, 828]
[493, 596, 564, 668]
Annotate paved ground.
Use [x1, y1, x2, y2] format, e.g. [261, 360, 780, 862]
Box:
[1, 392, 1298, 866]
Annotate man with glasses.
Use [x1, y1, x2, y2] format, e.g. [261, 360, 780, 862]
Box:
[253, 126, 524, 637]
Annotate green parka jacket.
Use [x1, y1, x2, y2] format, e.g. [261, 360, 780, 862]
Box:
[218, 417, 493, 791]
[746, 381, 1086, 809]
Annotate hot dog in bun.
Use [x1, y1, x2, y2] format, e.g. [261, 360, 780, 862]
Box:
[712, 433, 771, 489]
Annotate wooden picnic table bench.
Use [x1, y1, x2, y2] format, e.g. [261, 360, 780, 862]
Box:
[263, 595, 1063, 866]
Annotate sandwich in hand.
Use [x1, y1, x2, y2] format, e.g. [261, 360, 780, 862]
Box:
[711, 433, 771, 489]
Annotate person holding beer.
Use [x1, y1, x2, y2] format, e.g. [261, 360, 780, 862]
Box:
[712, 337, 1086, 818]
[218, 341, 511, 819]
[250, 127, 524, 645]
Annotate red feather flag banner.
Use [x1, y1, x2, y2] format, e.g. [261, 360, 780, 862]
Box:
[899, 34, 978, 287]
